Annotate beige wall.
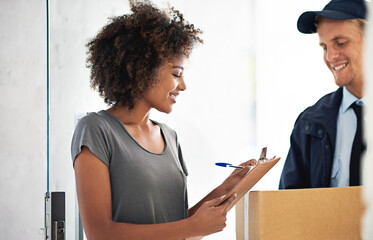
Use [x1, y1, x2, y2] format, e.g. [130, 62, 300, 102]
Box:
[363, 1, 373, 239]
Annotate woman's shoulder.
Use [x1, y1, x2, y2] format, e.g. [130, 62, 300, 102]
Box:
[75, 110, 115, 131]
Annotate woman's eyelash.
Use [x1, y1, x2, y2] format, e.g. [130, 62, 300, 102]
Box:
[173, 74, 182, 78]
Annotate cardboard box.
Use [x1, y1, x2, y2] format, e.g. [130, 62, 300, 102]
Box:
[236, 197, 247, 240]
[236, 186, 365, 240]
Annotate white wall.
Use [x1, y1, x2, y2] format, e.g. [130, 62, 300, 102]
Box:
[0, 0, 46, 239]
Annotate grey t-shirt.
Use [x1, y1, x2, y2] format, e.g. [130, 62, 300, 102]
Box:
[71, 110, 189, 224]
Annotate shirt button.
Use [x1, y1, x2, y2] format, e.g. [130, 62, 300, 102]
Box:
[318, 129, 323, 136]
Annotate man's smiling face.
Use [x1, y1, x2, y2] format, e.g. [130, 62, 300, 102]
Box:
[318, 17, 364, 98]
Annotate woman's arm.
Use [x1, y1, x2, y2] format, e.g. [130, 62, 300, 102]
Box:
[74, 146, 235, 240]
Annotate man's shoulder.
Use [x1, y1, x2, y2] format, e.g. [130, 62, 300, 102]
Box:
[310, 88, 342, 110]
[293, 88, 343, 128]
[302, 88, 343, 116]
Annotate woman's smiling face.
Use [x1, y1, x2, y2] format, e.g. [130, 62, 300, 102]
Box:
[142, 56, 187, 114]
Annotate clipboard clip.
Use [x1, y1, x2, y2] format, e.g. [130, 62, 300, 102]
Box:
[258, 147, 277, 163]
[259, 147, 267, 161]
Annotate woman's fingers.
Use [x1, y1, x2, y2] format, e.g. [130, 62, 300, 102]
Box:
[205, 195, 226, 207]
[240, 159, 257, 167]
[219, 193, 237, 212]
[230, 159, 256, 175]
[230, 164, 252, 178]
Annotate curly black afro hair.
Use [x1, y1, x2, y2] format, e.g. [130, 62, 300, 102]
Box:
[86, 0, 203, 109]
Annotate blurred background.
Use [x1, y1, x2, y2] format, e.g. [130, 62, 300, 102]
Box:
[1, 0, 371, 239]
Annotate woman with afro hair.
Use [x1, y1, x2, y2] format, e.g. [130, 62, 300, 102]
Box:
[71, 1, 255, 239]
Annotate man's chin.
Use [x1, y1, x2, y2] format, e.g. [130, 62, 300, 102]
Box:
[334, 77, 352, 88]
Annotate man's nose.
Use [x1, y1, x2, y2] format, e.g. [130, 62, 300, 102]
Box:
[325, 46, 339, 62]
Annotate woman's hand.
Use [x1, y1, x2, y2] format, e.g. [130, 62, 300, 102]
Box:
[219, 159, 257, 194]
[188, 194, 237, 237]
[187, 159, 257, 238]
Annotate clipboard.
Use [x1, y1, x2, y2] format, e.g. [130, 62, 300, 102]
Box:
[218, 148, 281, 211]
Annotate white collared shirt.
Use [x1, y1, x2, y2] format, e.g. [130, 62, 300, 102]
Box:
[330, 87, 364, 187]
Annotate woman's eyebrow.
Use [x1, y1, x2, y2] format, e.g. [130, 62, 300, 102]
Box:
[172, 66, 184, 70]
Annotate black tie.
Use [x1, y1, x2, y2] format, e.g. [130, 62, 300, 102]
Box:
[349, 102, 366, 186]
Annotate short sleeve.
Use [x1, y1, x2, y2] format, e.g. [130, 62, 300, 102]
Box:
[71, 113, 111, 167]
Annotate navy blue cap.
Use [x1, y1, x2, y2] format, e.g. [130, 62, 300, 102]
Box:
[297, 0, 367, 34]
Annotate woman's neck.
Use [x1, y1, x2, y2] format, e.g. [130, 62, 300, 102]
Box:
[107, 103, 152, 126]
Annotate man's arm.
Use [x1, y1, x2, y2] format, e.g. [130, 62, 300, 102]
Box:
[279, 119, 310, 189]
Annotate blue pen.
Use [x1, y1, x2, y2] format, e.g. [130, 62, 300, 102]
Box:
[215, 162, 244, 169]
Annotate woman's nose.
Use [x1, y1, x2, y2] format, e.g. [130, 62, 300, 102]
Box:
[178, 77, 187, 91]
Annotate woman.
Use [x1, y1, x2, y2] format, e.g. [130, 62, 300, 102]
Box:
[71, 1, 254, 239]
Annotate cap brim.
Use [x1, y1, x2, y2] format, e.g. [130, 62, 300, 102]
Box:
[297, 10, 358, 34]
